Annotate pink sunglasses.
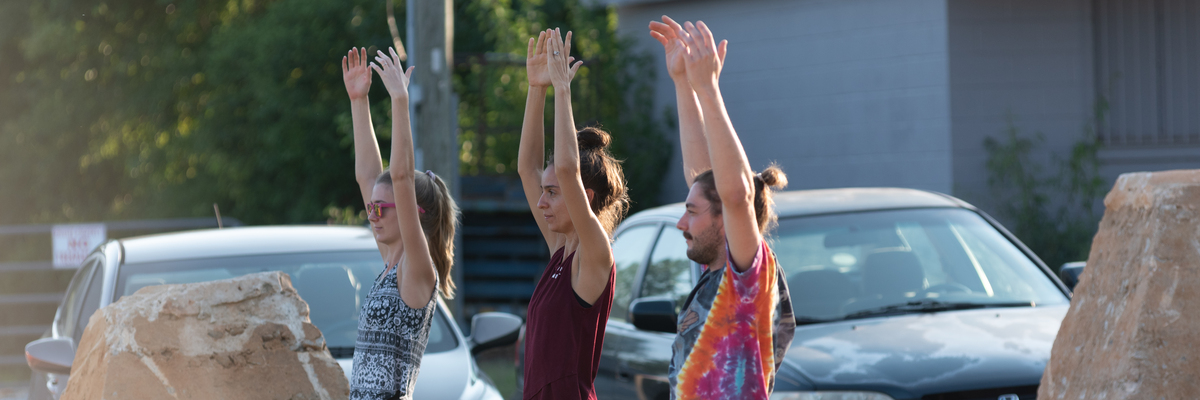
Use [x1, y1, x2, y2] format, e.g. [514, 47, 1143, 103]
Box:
[366, 202, 425, 218]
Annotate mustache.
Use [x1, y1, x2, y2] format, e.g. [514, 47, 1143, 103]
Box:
[683, 231, 693, 240]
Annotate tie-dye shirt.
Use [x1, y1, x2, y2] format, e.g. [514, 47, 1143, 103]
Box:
[668, 241, 795, 400]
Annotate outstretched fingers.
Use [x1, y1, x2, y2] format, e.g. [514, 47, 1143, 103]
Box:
[717, 39, 728, 64]
[390, 47, 402, 69]
[696, 21, 715, 50]
[376, 50, 395, 70]
[569, 60, 583, 79]
[683, 21, 702, 50]
[405, 66, 414, 81]
[564, 30, 573, 59]
[650, 30, 668, 46]
[662, 15, 684, 32]
[549, 28, 561, 57]
[673, 22, 693, 52]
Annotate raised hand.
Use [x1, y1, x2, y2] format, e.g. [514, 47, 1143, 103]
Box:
[527, 30, 552, 88]
[651, 16, 727, 84]
[529, 30, 578, 90]
[370, 47, 415, 100]
[546, 28, 583, 90]
[342, 47, 373, 100]
[674, 20, 727, 91]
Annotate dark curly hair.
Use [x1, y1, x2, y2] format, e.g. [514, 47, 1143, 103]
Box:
[692, 164, 788, 234]
[548, 126, 630, 236]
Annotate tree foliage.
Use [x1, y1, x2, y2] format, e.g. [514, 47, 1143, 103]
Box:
[454, 0, 669, 211]
[983, 104, 1108, 271]
[0, 0, 669, 225]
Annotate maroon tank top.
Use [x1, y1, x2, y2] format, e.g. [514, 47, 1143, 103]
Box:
[523, 247, 614, 400]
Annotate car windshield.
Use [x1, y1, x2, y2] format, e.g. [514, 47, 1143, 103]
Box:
[771, 208, 1068, 322]
[115, 250, 457, 354]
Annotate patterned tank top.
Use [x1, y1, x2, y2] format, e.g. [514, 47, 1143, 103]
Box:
[349, 264, 437, 400]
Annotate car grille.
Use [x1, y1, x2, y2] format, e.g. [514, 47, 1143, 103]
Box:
[922, 385, 1038, 400]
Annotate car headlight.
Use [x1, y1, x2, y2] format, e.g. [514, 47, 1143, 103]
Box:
[770, 392, 896, 400]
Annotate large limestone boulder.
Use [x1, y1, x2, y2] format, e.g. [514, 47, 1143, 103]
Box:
[62, 271, 349, 400]
[1039, 170, 1200, 399]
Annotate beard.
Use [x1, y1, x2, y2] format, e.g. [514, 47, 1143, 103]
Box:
[684, 226, 723, 266]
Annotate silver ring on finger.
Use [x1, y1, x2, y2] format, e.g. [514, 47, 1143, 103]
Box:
[553, 51, 560, 56]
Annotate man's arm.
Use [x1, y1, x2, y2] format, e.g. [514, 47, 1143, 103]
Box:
[651, 16, 727, 186]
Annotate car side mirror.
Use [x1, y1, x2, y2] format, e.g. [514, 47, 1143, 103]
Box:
[26, 337, 74, 375]
[1060, 261, 1086, 291]
[468, 312, 522, 356]
[630, 296, 677, 334]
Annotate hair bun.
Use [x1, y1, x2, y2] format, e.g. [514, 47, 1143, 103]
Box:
[759, 165, 788, 189]
[577, 127, 612, 152]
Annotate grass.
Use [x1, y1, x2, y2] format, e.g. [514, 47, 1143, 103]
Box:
[475, 345, 518, 400]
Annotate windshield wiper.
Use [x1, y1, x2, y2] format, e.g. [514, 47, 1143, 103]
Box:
[841, 299, 1034, 321]
[794, 316, 836, 326]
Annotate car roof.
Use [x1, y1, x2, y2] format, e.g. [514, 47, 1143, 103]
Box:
[624, 187, 970, 226]
[120, 225, 379, 264]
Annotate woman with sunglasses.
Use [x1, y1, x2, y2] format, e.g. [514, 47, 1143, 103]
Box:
[517, 29, 630, 399]
[341, 46, 460, 400]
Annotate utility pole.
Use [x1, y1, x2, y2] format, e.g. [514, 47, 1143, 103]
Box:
[406, 0, 462, 321]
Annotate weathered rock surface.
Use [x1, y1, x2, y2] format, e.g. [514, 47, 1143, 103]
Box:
[1039, 170, 1200, 399]
[62, 271, 349, 400]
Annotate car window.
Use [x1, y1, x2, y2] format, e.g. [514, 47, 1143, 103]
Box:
[640, 226, 693, 314]
[115, 251, 458, 354]
[74, 260, 107, 344]
[610, 224, 660, 323]
[773, 208, 1068, 321]
[55, 255, 99, 342]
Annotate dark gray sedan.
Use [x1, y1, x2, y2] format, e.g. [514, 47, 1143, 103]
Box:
[593, 188, 1071, 400]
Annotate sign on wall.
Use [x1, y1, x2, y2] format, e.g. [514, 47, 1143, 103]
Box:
[52, 224, 107, 268]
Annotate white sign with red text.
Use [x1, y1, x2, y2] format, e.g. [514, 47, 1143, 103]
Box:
[52, 224, 106, 268]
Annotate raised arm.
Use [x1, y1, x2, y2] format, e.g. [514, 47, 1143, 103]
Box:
[678, 21, 760, 270]
[518, 30, 558, 252]
[371, 48, 437, 308]
[650, 16, 726, 186]
[547, 29, 612, 303]
[343, 47, 385, 204]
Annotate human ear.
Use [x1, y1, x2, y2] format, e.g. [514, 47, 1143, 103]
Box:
[585, 188, 595, 204]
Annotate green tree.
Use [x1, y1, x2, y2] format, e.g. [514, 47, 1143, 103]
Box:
[0, 0, 670, 226]
[454, 0, 670, 212]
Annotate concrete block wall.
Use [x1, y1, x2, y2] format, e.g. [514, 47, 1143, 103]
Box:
[611, 0, 1197, 215]
[612, 0, 953, 204]
[945, 0, 1096, 212]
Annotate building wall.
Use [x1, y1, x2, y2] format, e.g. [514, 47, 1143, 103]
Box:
[945, 0, 1096, 215]
[1091, 0, 1200, 185]
[612, 0, 954, 204]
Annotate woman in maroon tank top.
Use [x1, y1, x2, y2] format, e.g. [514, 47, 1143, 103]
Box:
[516, 28, 631, 400]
